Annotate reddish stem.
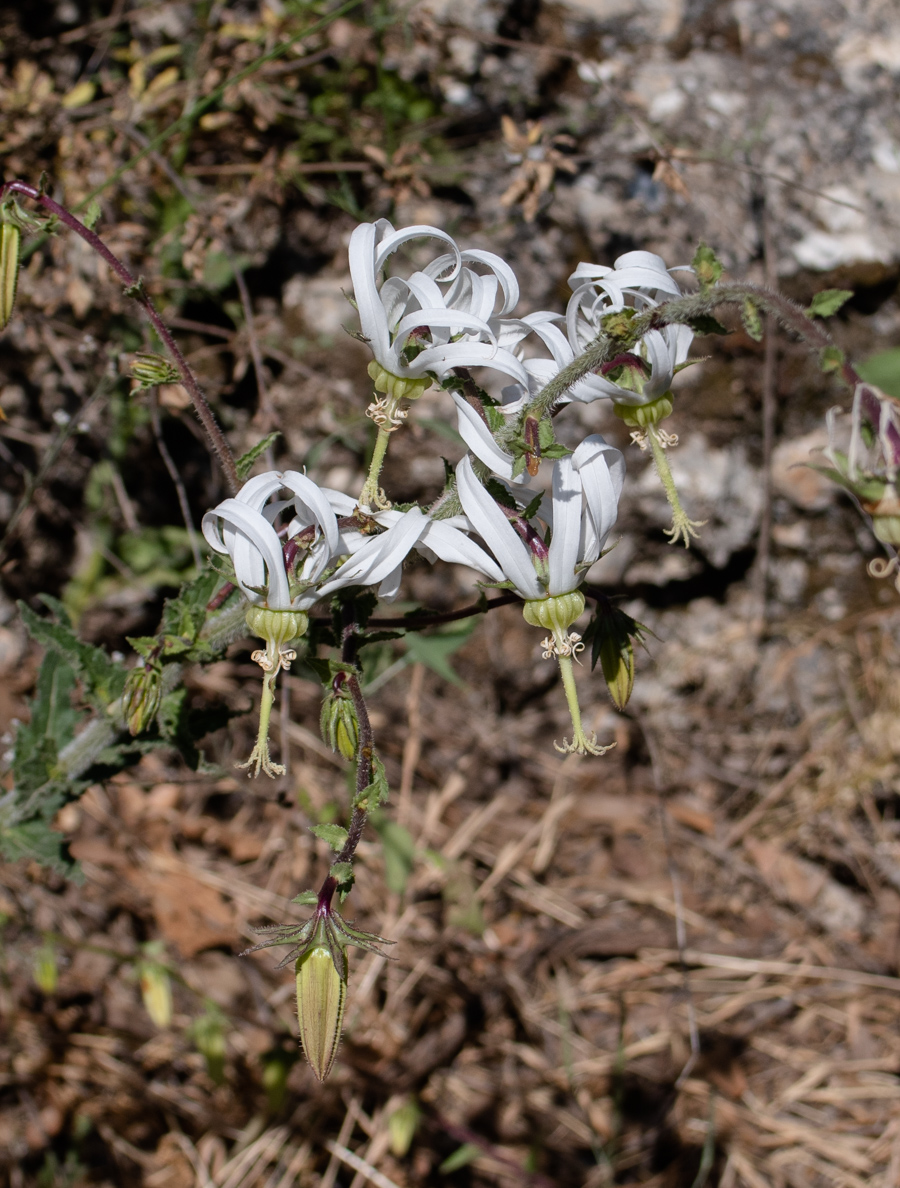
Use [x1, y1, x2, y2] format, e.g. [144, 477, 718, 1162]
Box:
[1, 180, 238, 494]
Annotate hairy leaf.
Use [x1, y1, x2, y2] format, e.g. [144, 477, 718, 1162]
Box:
[235, 431, 282, 481]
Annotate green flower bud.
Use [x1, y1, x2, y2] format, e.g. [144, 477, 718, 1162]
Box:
[296, 925, 347, 1082]
[139, 952, 173, 1029]
[130, 351, 181, 391]
[388, 1097, 421, 1158]
[123, 663, 162, 736]
[367, 360, 431, 402]
[0, 221, 19, 331]
[522, 590, 586, 634]
[33, 941, 58, 996]
[190, 1005, 227, 1084]
[612, 393, 674, 428]
[873, 516, 900, 544]
[320, 690, 359, 760]
[598, 631, 635, 712]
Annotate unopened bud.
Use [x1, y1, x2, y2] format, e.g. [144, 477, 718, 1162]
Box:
[190, 1005, 227, 1084]
[130, 351, 181, 391]
[591, 602, 648, 711]
[320, 689, 359, 760]
[33, 941, 58, 996]
[388, 1097, 421, 1157]
[139, 949, 173, 1028]
[296, 926, 346, 1082]
[123, 663, 162, 736]
[0, 222, 20, 331]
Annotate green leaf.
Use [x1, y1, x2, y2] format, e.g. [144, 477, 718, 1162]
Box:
[292, 889, 319, 906]
[691, 242, 723, 291]
[355, 754, 390, 810]
[12, 651, 78, 793]
[806, 288, 853, 319]
[820, 345, 846, 374]
[18, 602, 126, 709]
[404, 622, 477, 687]
[0, 817, 76, 875]
[686, 314, 729, 336]
[235, 432, 282, 481]
[330, 861, 354, 900]
[511, 453, 527, 480]
[311, 823, 349, 851]
[439, 1144, 481, 1174]
[857, 347, 900, 400]
[371, 812, 415, 894]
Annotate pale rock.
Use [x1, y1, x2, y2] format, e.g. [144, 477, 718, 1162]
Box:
[771, 429, 833, 511]
[282, 274, 351, 338]
[792, 231, 882, 271]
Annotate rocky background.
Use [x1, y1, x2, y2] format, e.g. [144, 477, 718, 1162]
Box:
[3, 2, 900, 1186]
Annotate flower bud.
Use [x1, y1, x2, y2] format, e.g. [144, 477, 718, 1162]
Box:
[130, 352, 181, 391]
[33, 941, 58, 996]
[0, 221, 20, 331]
[296, 928, 346, 1082]
[140, 954, 173, 1028]
[523, 590, 585, 634]
[320, 689, 359, 760]
[123, 663, 162, 736]
[591, 602, 648, 711]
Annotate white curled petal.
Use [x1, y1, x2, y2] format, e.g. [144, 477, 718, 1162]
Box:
[412, 340, 529, 384]
[393, 306, 497, 346]
[568, 262, 613, 289]
[280, 470, 340, 554]
[547, 458, 583, 596]
[456, 457, 542, 598]
[461, 249, 520, 314]
[377, 565, 404, 602]
[373, 224, 460, 275]
[452, 393, 515, 479]
[202, 500, 291, 609]
[349, 223, 392, 365]
[417, 519, 506, 582]
[318, 508, 427, 595]
[234, 471, 286, 510]
[640, 329, 676, 399]
[573, 435, 624, 551]
[320, 488, 358, 517]
[666, 321, 694, 366]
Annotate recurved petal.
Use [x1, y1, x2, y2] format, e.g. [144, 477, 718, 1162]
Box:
[349, 222, 392, 365]
[547, 457, 583, 595]
[456, 457, 543, 598]
[411, 340, 529, 384]
[452, 393, 515, 479]
[202, 499, 291, 609]
[317, 507, 428, 595]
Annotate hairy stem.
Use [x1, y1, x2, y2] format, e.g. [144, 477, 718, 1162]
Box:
[1, 180, 238, 493]
[359, 424, 393, 510]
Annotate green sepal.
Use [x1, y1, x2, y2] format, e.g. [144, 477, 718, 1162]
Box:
[692, 242, 723, 292]
[311, 823, 349, 851]
[741, 298, 763, 342]
[292, 890, 318, 906]
[511, 453, 527, 479]
[235, 431, 282, 481]
[806, 289, 853, 319]
[820, 345, 845, 374]
[330, 861, 354, 901]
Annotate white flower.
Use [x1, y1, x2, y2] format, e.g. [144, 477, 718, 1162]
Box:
[202, 471, 341, 610]
[562, 251, 694, 407]
[349, 220, 530, 385]
[455, 436, 625, 599]
[317, 495, 506, 601]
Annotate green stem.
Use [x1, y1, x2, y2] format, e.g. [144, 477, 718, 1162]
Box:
[359, 424, 393, 510]
[555, 652, 613, 757]
[647, 424, 706, 547]
[237, 669, 284, 778]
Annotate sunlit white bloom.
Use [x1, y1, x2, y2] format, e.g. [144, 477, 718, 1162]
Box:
[455, 438, 624, 599]
[456, 440, 624, 756]
[318, 490, 506, 601]
[562, 251, 694, 407]
[349, 220, 530, 386]
[202, 471, 341, 610]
